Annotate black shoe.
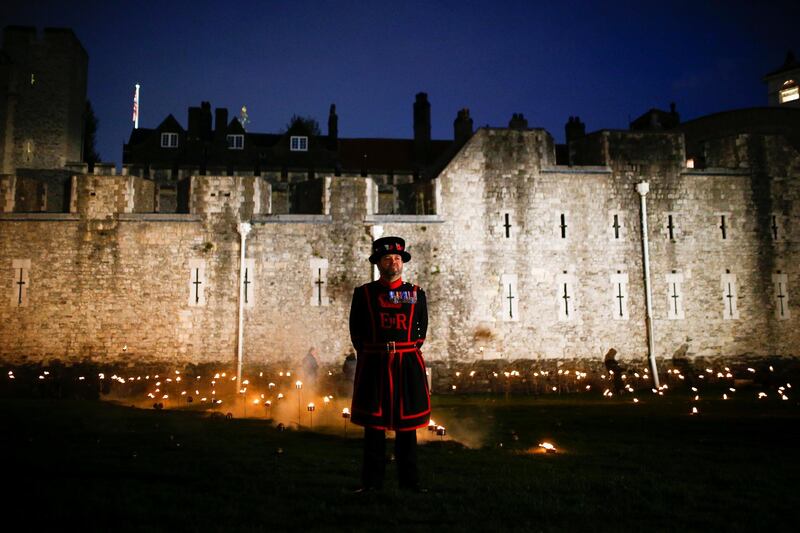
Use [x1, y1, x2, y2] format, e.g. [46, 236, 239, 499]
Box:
[400, 484, 428, 493]
[352, 485, 381, 494]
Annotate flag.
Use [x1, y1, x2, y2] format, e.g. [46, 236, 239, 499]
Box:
[132, 84, 140, 128]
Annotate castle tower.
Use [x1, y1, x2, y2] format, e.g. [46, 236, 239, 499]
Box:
[0, 26, 88, 174]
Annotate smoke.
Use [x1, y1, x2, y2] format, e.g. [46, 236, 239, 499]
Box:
[100, 369, 488, 448]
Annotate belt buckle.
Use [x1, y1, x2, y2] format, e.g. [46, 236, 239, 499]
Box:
[386, 341, 396, 353]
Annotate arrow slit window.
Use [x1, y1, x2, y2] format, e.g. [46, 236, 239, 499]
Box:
[243, 259, 255, 309]
[556, 273, 575, 321]
[721, 272, 739, 320]
[188, 259, 207, 307]
[666, 273, 685, 319]
[500, 274, 518, 322]
[11, 259, 31, 307]
[309, 258, 329, 306]
[772, 273, 790, 320]
[610, 273, 629, 320]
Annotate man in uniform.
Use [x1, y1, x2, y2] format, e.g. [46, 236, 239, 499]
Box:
[349, 236, 430, 492]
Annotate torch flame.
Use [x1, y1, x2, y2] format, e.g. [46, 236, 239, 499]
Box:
[538, 442, 557, 453]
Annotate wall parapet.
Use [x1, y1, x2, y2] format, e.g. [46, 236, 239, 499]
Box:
[540, 166, 611, 174]
[117, 213, 202, 222]
[0, 213, 79, 221]
[364, 214, 445, 224]
[252, 214, 333, 224]
[680, 169, 751, 177]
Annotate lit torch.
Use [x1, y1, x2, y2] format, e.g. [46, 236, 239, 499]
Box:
[342, 407, 351, 437]
[538, 442, 557, 454]
[307, 402, 315, 429]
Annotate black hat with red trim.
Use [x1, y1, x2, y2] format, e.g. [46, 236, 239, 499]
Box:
[369, 236, 411, 264]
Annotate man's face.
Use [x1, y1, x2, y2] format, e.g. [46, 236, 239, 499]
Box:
[377, 253, 403, 280]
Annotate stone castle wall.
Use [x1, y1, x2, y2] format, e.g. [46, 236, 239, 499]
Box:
[1, 128, 799, 372]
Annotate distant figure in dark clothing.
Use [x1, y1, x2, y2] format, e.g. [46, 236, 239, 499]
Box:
[343, 352, 356, 382]
[302, 347, 320, 387]
[604, 348, 624, 393]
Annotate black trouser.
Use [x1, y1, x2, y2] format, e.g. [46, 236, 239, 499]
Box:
[362, 427, 418, 489]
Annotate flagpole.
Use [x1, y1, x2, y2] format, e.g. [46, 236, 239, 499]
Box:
[133, 84, 140, 129]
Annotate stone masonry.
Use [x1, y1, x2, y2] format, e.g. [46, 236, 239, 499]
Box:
[1, 128, 799, 372]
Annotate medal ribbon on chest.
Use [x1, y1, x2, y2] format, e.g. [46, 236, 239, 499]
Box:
[388, 289, 417, 304]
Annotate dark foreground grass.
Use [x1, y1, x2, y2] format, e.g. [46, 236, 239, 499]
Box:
[3, 393, 799, 532]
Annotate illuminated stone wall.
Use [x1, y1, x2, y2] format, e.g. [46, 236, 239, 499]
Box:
[1, 128, 799, 370]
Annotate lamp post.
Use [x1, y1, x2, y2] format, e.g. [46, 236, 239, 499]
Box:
[636, 182, 660, 388]
[236, 222, 252, 385]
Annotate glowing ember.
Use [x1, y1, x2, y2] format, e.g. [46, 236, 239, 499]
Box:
[538, 442, 556, 453]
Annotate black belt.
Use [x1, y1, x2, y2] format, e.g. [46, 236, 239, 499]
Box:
[361, 341, 420, 353]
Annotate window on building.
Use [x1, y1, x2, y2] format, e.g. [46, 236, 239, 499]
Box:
[161, 132, 179, 148]
[227, 134, 244, 150]
[780, 80, 799, 103]
[290, 136, 308, 152]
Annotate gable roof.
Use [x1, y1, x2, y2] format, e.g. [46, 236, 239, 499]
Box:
[157, 114, 184, 132]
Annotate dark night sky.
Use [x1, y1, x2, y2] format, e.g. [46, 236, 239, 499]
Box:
[3, 0, 798, 166]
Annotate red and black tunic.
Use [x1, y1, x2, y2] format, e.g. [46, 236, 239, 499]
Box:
[349, 278, 430, 431]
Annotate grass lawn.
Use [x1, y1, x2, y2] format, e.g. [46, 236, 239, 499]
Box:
[3, 391, 798, 532]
